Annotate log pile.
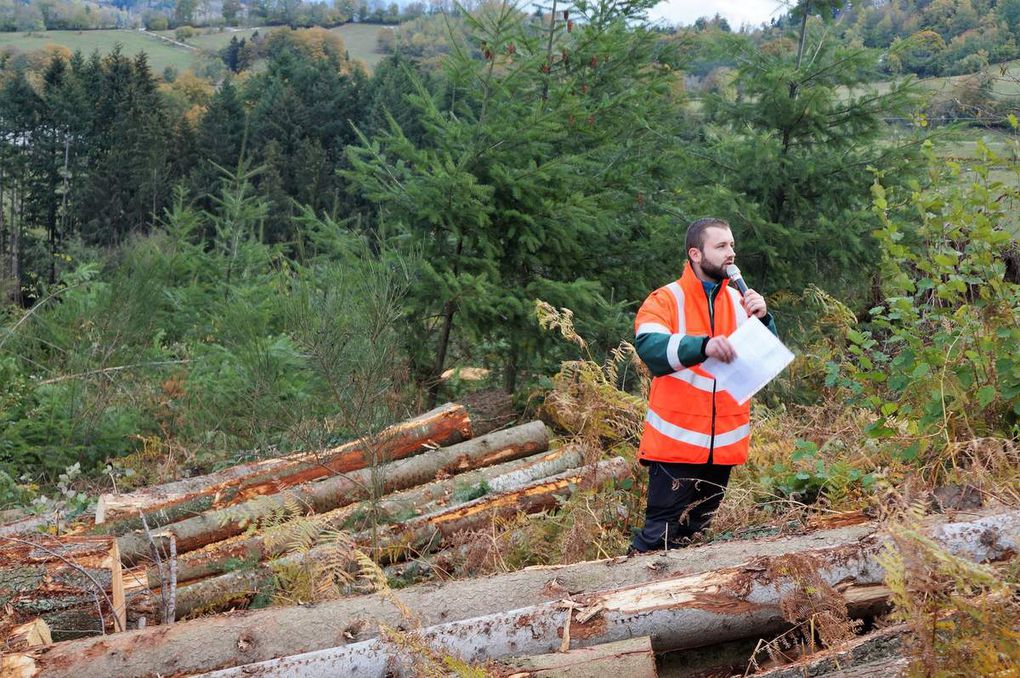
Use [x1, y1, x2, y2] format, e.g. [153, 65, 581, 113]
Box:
[1, 400, 1017, 678]
[2, 403, 631, 635]
[94, 403, 475, 534]
[0, 536, 125, 642]
[0, 510, 1012, 677]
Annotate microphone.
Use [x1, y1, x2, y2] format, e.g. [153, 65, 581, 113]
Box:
[725, 264, 748, 296]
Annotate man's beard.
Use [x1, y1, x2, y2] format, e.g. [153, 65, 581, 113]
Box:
[700, 258, 727, 282]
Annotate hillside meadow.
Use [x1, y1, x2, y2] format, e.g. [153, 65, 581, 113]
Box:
[0, 22, 390, 73]
[0, 28, 192, 72]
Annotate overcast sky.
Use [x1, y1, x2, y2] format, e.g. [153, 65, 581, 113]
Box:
[646, 0, 792, 30]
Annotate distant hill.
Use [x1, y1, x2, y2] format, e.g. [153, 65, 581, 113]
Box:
[765, 0, 1020, 78]
[0, 23, 391, 75]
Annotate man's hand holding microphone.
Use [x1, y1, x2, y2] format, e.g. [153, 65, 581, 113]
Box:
[705, 265, 767, 364]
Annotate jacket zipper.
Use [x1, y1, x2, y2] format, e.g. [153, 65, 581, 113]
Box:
[707, 283, 717, 465]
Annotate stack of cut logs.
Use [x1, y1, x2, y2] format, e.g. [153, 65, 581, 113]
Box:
[2, 402, 1018, 677]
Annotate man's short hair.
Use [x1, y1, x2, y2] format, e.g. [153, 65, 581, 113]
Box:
[685, 217, 731, 260]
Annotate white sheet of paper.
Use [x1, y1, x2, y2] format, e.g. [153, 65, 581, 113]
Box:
[701, 316, 794, 405]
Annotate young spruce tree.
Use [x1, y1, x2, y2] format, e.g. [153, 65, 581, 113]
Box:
[346, 0, 688, 398]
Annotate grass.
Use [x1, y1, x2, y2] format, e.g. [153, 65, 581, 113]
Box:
[928, 127, 1020, 233]
[0, 29, 197, 73]
[330, 23, 389, 69]
[885, 120, 1020, 234]
[0, 22, 391, 75]
[159, 26, 264, 52]
[862, 59, 1020, 100]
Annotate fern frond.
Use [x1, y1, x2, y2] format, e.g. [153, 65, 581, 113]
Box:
[353, 550, 390, 592]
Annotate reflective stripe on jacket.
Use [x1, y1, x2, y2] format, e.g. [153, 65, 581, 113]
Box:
[635, 262, 751, 465]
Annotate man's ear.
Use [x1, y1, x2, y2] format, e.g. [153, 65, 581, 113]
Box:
[688, 247, 701, 263]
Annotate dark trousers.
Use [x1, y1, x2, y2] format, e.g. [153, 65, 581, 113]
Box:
[630, 461, 733, 553]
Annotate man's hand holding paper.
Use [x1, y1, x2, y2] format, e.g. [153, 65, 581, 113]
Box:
[701, 317, 794, 405]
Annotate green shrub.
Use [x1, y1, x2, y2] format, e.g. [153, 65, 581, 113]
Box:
[830, 131, 1019, 478]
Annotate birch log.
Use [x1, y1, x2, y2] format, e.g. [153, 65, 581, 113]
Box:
[94, 403, 473, 535]
[498, 636, 658, 677]
[115, 421, 547, 567]
[2, 523, 875, 678]
[0, 536, 125, 642]
[15, 511, 1016, 678]
[194, 511, 1018, 677]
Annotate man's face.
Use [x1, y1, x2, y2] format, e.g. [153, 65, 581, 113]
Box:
[690, 226, 735, 282]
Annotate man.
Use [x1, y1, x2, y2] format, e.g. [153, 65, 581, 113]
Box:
[629, 217, 777, 553]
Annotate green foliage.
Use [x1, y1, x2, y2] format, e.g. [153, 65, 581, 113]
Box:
[690, 22, 925, 299]
[346, 0, 686, 394]
[757, 438, 877, 505]
[829, 134, 1019, 476]
[799, 0, 1020, 78]
[0, 165, 413, 496]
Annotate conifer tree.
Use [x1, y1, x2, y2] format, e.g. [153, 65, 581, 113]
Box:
[346, 0, 687, 397]
[0, 72, 43, 302]
[687, 0, 924, 299]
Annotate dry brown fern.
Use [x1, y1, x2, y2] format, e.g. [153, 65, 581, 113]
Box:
[535, 300, 648, 448]
[878, 503, 1020, 677]
[769, 552, 861, 650]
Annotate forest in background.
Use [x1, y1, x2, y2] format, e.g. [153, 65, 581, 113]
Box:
[0, 0, 1011, 497]
[0, 1, 1017, 672]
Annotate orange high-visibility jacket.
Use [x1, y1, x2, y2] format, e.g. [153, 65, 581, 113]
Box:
[635, 262, 751, 465]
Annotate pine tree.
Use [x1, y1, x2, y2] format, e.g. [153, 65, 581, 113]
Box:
[78, 50, 173, 245]
[0, 72, 43, 303]
[191, 79, 247, 207]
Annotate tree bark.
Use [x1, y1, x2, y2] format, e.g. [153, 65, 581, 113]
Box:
[168, 458, 631, 618]
[115, 421, 547, 568]
[497, 636, 657, 677]
[95, 403, 473, 535]
[351, 441, 588, 528]
[163, 438, 578, 585]
[748, 623, 909, 678]
[190, 511, 1018, 678]
[17, 511, 1016, 678]
[0, 536, 125, 642]
[8, 522, 875, 678]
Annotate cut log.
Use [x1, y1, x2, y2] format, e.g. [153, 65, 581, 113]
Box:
[170, 457, 631, 618]
[361, 440, 590, 528]
[2, 619, 52, 652]
[0, 536, 125, 642]
[191, 511, 1018, 677]
[115, 420, 547, 567]
[0, 515, 53, 538]
[1, 654, 37, 678]
[746, 623, 910, 678]
[498, 636, 657, 677]
[16, 511, 1016, 678]
[7, 523, 876, 678]
[94, 403, 473, 535]
[167, 441, 581, 585]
